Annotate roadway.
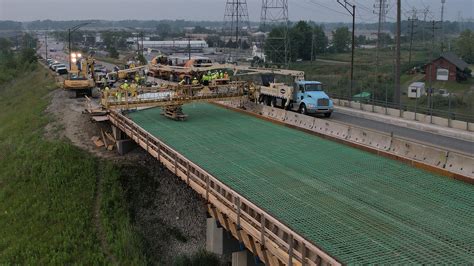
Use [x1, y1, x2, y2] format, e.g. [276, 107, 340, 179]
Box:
[329, 112, 474, 155]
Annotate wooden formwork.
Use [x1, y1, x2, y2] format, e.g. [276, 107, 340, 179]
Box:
[108, 110, 341, 266]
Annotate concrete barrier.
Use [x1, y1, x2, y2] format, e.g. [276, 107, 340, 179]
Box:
[468, 122, 474, 131]
[445, 152, 474, 178]
[390, 138, 448, 168]
[350, 101, 361, 109]
[339, 100, 350, 107]
[269, 108, 287, 122]
[373, 105, 386, 115]
[361, 104, 373, 112]
[347, 127, 392, 151]
[285, 112, 315, 130]
[386, 108, 400, 117]
[402, 111, 416, 121]
[312, 120, 350, 139]
[451, 120, 467, 131]
[261, 106, 273, 117]
[432, 116, 449, 127]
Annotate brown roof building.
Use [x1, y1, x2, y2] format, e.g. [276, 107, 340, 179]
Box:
[424, 52, 470, 82]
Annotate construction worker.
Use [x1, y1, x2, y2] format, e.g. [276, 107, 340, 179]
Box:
[219, 70, 224, 79]
[120, 80, 129, 96]
[192, 77, 199, 85]
[179, 78, 186, 86]
[103, 86, 110, 101]
[134, 74, 140, 84]
[101, 76, 106, 88]
[224, 71, 229, 79]
[202, 73, 209, 85]
[130, 81, 138, 98]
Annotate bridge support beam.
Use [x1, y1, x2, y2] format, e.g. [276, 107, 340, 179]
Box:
[206, 217, 241, 256]
[111, 125, 137, 155]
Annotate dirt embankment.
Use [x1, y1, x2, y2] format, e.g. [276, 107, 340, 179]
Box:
[45, 89, 207, 264]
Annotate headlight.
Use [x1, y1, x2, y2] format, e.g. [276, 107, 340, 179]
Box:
[307, 104, 316, 108]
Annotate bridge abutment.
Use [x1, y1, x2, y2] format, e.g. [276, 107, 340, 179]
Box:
[111, 125, 137, 155]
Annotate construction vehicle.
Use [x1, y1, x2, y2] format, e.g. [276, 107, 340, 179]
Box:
[257, 80, 333, 117]
[63, 55, 95, 97]
[232, 66, 334, 117]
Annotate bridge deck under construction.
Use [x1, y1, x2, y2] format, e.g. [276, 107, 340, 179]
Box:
[128, 103, 474, 264]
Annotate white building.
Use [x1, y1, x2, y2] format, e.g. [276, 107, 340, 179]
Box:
[407, 82, 425, 99]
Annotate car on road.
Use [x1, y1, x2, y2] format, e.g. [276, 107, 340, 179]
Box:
[50, 62, 62, 70]
[52, 63, 66, 72]
[55, 66, 68, 75]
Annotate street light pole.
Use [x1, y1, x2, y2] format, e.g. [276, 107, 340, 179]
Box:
[68, 28, 71, 70]
[68, 22, 92, 70]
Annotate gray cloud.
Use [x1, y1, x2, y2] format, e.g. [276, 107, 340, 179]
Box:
[0, 0, 472, 22]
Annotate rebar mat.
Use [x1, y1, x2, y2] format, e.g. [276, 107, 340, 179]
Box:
[128, 103, 474, 264]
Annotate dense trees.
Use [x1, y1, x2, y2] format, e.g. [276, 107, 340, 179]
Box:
[0, 34, 37, 84]
[456, 29, 474, 63]
[332, 27, 351, 53]
[264, 21, 329, 63]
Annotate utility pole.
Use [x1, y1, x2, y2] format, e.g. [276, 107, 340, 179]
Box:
[188, 37, 191, 61]
[311, 31, 314, 64]
[337, 0, 356, 99]
[422, 8, 429, 45]
[141, 32, 144, 58]
[45, 32, 48, 60]
[408, 8, 418, 65]
[440, 0, 446, 51]
[394, 0, 401, 105]
[426, 20, 441, 123]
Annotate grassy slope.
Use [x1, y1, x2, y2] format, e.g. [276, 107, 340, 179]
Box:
[0, 66, 146, 264]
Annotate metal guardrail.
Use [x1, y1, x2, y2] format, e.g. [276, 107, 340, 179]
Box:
[329, 93, 474, 125]
[108, 110, 341, 266]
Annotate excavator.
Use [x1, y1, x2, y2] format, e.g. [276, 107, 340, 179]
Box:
[63, 54, 95, 97]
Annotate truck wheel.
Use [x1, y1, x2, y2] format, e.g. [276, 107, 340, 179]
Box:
[299, 104, 307, 115]
[324, 112, 332, 118]
[265, 96, 272, 106]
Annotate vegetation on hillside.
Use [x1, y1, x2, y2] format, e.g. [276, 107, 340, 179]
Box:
[0, 41, 148, 263]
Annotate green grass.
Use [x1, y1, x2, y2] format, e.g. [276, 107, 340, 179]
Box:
[0, 65, 147, 264]
[292, 48, 474, 117]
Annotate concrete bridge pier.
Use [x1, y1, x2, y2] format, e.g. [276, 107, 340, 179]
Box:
[206, 217, 259, 266]
[111, 125, 137, 155]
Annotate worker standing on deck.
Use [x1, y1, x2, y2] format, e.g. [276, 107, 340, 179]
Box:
[202, 73, 209, 86]
[103, 86, 110, 101]
[219, 70, 224, 79]
[192, 77, 199, 85]
[130, 81, 138, 98]
[224, 71, 229, 79]
[134, 74, 140, 85]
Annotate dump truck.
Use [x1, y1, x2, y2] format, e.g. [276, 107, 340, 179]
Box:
[257, 80, 334, 117]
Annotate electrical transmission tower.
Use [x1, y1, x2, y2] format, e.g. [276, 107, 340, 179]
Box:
[440, 0, 446, 51]
[260, 0, 289, 67]
[223, 0, 250, 61]
[373, 0, 388, 67]
[408, 8, 418, 65]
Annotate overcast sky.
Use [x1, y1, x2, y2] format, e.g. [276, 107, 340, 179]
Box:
[0, 0, 472, 23]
